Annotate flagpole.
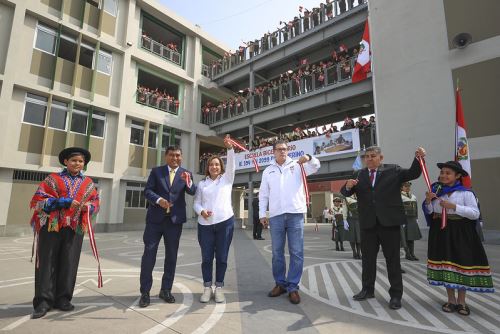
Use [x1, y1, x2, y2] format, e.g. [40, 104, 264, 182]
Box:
[455, 78, 458, 161]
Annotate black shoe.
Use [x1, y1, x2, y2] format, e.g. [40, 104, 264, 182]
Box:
[401, 269, 406, 274]
[256, 237, 265, 240]
[389, 297, 402, 310]
[405, 254, 413, 260]
[55, 299, 74, 311]
[340, 247, 345, 251]
[159, 290, 175, 303]
[411, 255, 419, 261]
[32, 305, 50, 319]
[353, 290, 375, 301]
[139, 292, 150, 308]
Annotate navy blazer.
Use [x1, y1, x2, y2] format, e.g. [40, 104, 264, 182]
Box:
[341, 158, 422, 229]
[144, 165, 196, 224]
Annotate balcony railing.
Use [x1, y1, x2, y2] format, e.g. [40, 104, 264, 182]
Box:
[200, 57, 357, 125]
[207, 0, 366, 77]
[136, 92, 179, 115]
[141, 36, 182, 66]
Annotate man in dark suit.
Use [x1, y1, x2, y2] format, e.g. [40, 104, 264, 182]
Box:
[341, 146, 425, 310]
[252, 194, 264, 240]
[139, 146, 196, 307]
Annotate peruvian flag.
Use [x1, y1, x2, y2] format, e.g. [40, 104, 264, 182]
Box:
[352, 20, 371, 83]
[455, 87, 472, 187]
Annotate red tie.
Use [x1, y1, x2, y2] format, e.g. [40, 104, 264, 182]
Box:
[369, 169, 376, 186]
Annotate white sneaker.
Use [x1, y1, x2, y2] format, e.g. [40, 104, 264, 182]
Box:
[200, 287, 213, 303]
[214, 287, 225, 303]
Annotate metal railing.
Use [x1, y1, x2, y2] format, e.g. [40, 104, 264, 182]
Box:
[141, 36, 182, 66]
[207, 0, 366, 77]
[136, 92, 179, 115]
[200, 57, 357, 125]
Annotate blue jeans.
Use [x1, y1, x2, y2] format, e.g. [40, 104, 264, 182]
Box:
[269, 213, 304, 292]
[197, 216, 234, 287]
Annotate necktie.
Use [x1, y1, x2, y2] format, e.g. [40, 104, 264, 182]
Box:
[166, 169, 175, 214]
[169, 169, 176, 185]
[369, 169, 376, 186]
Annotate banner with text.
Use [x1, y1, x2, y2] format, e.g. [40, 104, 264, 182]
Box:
[235, 128, 360, 170]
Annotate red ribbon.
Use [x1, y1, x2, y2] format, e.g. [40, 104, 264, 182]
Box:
[227, 138, 260, 172]
[299, 163, 310, 207]
[182, 171, 192, 188]
[86, 209, 103, 288]
[416, 156, 447, 229]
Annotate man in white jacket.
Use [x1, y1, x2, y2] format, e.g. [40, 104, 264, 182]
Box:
[259, 140, 320, 304]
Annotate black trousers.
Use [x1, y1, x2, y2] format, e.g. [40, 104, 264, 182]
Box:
[33, 225, 84, 309]
[140, 217, 183, 293]
[360, 221, 402, 298]
[253, 219, 263, 239]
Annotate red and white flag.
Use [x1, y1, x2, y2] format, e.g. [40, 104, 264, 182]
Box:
[455, 87, 472, 187]
[352, 20, 371, 83]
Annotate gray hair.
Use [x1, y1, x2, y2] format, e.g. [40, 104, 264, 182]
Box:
[273, 140, 288, 150]
[364, 146, 382, 154]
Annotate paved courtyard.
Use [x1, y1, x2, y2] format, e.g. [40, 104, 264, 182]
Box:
[1, 226, 499, 334]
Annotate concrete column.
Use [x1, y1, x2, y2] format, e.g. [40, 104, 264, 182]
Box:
[0, 169, 13, 228]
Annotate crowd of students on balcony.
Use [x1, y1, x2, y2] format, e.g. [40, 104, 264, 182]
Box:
[141, 32, 180, 53]
[250, 116, 375, 149]
[204, 0, 365, 77]
[198, 115, 375, 172]
[136, 85, 179, 112]
[202, 45, 358, 124]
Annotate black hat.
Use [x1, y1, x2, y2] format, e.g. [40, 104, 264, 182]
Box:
[436, 161, 468, 177]
[58, 147, 91, 166]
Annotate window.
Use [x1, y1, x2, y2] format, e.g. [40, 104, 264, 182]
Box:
[23, 93, 48, 126]
[58, 33, 77, 62]
[125, 182, 147, 208]
[34, 24, 57, 55]
[161, 129, 182, 150]
[91, 110, 106, 138]
[148, 124, 158, 148]
[71, 106, 88, 134]
[79, 42, 95, 69]
[130, 120, 144, 145]
[48, 100, 68, 130]
[97, 50, 113, 75]
[103, 0, 117, 16]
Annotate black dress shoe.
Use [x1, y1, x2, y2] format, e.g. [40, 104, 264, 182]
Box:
[401, 269, 406, 274]
[139, 292, 150, 308]
[32, 305, 50, 319]
[55, 300, 75, 311]
[353, 290, 375, 301]
[389, 297, 402, 310]
[159, 290, 175, 303]
[256, 237, 265, 240]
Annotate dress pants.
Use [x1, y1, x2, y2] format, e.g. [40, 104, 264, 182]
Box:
[360, 220, 403, 298]
[33, 225, 84, 309]
[253, 218, 263, 239]
[140, 217, 183, 293]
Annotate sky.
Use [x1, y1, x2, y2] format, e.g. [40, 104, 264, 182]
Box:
[157, 0, 325, 50]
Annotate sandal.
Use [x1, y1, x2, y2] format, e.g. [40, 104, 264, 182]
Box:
[442, 302, 456, 313]
[456, 304, 470, 316]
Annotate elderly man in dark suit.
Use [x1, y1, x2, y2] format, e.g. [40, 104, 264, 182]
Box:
[139, 145, 196, 307]
[341, 145, 425, 310]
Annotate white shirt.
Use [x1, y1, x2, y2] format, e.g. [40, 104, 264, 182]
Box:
[193, 149, 235, 225]
[423, 190, 479, 220]
[259, 156, 320, 219]
[401, 192, 417, 203]
[331, 204, 347, 222]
